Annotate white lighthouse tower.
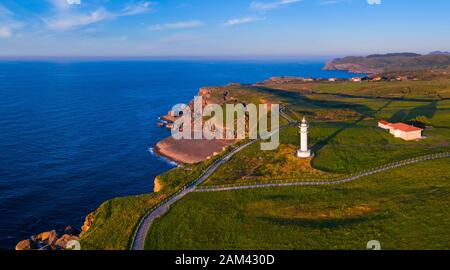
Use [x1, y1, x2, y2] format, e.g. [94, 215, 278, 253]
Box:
[297, 117, 312, 158]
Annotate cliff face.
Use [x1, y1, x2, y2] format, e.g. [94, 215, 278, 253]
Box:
[324, 61, 382, 74]
[154, 177, 162, 193]
[80, 212, 95, 236]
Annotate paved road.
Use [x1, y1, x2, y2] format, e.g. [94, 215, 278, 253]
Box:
[131, 139, 258, 250]
[194, 152, 449, 193]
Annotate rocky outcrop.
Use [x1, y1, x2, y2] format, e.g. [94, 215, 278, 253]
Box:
[54, 234, 80, 250]
[154, 177, 162, 193]
[324, 61, 382, 74]
[34, 230, 58, 245]
[16, 213, 91, 250]
[81, 212, 95, 235]
[15, 239, 36, 250]
[15, 227, 82, 250]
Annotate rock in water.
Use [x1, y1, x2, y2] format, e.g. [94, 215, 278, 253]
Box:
[55, 234, 80, 250]
[35, 230, 58, 245]
[15, 239, 35, 250]
[48, 230, 59, 246]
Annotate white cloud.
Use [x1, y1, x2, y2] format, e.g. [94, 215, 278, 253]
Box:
[45, 8, 110, 30]
[66, 0, 81, 5]
[0, 22, 23, 38]
[151, 20, 204, 31]
[45, 1, 153, 31]
[0, 4, 23, 38]
[0, 26, 12, 38]
[121, 1, 153, 16]
[250, 0, 303, 11]
[367, 0, 382, 5]
[48, 0, 78, 11]
[224, 16, 266, 26]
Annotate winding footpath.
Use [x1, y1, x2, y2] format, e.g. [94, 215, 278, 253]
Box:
[131, 139, 258, 250]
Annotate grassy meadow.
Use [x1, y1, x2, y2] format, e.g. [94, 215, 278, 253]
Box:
[145, 158, 450, 250]
[145, 79, 449, 249]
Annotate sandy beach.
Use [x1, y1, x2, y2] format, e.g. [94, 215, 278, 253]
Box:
[154, 136, 236, 164]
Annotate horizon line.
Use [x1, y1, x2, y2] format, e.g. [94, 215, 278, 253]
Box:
[0, 50, 438, 61]
[0, 54, 340, 60]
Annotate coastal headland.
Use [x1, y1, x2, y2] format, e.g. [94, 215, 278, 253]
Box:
[16, 55, 450, 250]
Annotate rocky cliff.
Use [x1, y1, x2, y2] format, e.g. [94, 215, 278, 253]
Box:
[154, 177, 162, 193]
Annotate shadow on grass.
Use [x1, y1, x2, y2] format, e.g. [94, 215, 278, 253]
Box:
[389, 101, 438, 123]
[406, 100, 438, 120]
[389, 109, 408, 122]
[252, 86, 376, 116]
[262, 194, 297, 201]
[312, 100, 393, 152]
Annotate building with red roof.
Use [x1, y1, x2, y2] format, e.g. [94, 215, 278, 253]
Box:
[378, 120, 391, 129]
[378, 120, 424, 141]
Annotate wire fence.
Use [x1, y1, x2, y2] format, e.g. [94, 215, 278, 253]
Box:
[194, 152, 449, 192]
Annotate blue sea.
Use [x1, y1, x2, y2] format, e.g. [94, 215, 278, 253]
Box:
[0, 59, 359, 249]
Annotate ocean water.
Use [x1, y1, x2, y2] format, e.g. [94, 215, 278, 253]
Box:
[0, 60, 359, 249]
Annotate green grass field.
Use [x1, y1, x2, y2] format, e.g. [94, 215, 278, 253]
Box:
[145, 158, 450, 250]
[80, 193, 162, 250]
[311, 80, 450, 100]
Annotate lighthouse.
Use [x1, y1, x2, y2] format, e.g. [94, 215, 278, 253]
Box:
[297, 117, 312, 158]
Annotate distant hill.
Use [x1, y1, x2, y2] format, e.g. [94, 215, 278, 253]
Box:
[429, 51, 450, 55]
[324, 52, 450, 74]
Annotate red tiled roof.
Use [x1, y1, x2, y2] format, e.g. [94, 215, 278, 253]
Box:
[388, 123, 423, 132]
[379, 120, 390, 125]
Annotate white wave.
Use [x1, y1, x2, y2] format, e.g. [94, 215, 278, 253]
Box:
[148, 147, 178, 167]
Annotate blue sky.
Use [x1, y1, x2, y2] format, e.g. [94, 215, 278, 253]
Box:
[0, 0, 449, 57]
